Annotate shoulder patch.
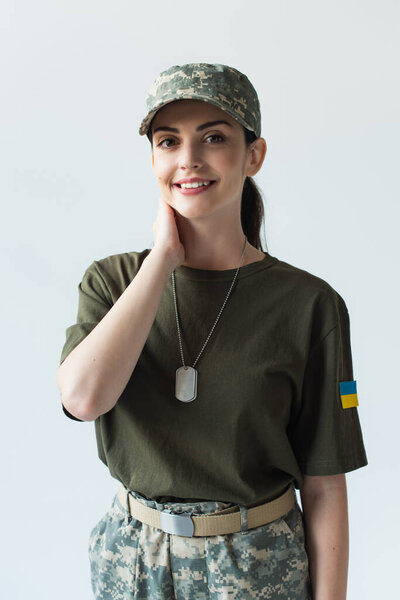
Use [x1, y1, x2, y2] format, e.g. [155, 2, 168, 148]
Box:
[340, 380, 359, 409]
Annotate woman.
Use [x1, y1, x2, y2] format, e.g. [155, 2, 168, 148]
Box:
[57, 63, 368, 600]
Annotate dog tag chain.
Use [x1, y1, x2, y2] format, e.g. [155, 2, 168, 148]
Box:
[171, 236, 247, 402]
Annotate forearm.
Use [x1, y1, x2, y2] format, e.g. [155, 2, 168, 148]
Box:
[300, 477, 349, 600]
[56, 248, 175, 421]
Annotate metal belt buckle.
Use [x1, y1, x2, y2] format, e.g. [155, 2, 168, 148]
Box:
[160, 509, 195, 537]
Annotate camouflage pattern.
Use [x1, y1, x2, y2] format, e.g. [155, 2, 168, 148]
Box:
[88, 486, 312, 599]
[138, 63, 262, 139]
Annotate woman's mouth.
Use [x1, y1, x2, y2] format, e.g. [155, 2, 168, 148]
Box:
[173, 180, 217, 195]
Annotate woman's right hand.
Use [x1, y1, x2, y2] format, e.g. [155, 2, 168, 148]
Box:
[152, 196, 186, 270]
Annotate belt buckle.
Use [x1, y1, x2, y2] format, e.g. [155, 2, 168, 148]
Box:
[160, 509, 195, 537]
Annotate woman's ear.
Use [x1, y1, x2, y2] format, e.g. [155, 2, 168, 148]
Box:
[246, 137, 267, 177]
[151, 153, 154, 167]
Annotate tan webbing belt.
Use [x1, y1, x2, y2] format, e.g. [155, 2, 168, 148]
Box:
[117, 482, 295, 537]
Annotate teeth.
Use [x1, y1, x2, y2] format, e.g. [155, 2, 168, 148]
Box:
[180, 181, 211, 189]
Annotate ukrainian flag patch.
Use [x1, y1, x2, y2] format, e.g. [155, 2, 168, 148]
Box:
[340, 380, 359, 409]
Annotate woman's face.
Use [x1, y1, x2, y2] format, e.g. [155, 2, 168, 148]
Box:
[150, 99, 258, 221]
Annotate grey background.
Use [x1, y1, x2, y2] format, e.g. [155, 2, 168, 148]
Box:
[1, 1, 398, 598]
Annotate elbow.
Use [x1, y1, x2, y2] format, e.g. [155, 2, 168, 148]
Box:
[56, 363, 102, 421]
[79, 398, 102, 422]
[300, 473, 347, 500]
[59, 390, 96, 421]
[56, 374, 96, 422]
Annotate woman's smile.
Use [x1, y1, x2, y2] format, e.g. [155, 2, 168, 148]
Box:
[173, 180, 218, 195]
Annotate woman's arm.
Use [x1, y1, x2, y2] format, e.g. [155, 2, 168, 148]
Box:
[56, 248, 175, 422]
[299, 473, 349, 600]
[56, 196, 185, 422]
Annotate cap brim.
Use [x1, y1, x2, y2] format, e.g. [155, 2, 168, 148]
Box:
[138, 94, 257, 137]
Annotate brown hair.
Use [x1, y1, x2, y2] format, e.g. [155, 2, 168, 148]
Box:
[147, 125, 268, 252]
[241, 127, 267, 252]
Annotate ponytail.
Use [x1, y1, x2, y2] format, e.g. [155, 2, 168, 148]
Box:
[241, 127, 268, 252]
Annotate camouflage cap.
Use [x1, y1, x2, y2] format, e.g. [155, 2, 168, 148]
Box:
[138, 63, 261, 138]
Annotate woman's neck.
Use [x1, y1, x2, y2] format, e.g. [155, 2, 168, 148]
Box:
[180, 241, 265, 270]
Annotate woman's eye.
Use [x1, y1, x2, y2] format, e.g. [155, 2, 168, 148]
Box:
[157, 134, 224, 149]
[158, 138, 174, 148]
[206, 134, 224, 143]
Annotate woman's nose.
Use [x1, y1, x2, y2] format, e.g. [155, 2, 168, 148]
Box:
[178, 143, 203, 169]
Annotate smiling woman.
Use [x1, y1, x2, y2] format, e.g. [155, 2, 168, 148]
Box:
[57, 62, 368, 600]
[147, 97, 268, 269]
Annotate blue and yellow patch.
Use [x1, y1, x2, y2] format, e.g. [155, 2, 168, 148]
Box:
[340, 380, 359, 409]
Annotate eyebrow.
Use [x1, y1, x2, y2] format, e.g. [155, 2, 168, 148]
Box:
[152, 120, 234, 135]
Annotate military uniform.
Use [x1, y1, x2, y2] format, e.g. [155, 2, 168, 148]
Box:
[87, 487, 311, 599]
[60, 249, 367, 599]
[59, 63, 368, 599]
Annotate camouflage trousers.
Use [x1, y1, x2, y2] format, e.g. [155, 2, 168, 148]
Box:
[88, 486, 312, 599]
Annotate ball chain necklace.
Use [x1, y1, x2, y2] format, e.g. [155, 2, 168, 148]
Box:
[171, 235, 248, 403]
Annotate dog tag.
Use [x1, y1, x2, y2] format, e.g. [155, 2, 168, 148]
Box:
[175, 366, 197, 402]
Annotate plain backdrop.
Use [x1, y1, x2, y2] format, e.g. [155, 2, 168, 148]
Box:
[1, 1, 398, 598]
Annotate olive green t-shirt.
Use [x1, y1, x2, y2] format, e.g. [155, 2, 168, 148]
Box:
[59, 249, 368, 506]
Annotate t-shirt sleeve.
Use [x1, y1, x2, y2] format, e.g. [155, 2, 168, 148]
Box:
[59, 261, 113, 421]
[289, 294, 368, 475]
